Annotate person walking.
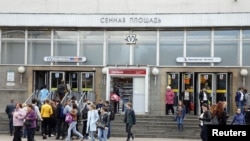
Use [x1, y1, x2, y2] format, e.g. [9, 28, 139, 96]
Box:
[199, 87, 210, 113]
[124, 102, 136, 141]
[5, 99, 15, 136]
[81, 99, 89, 139]
[39, 85, 50, 105]
[40, 99, 53, 139]
[25, 104, 37, 141]
[97, 106, 110, 141]
[231, 108, 246, 125]
[175, 100, 186, 131]
[180, 87, 192, 114]
[12, 103, 26, 141]
[199, 103, 211, 141]
[57, 80, 67, 101]
[55, 99, 66, 140]
[86, 103, 99, 141]
[66, 103, 84, 141]
[165, 86, 175, 115]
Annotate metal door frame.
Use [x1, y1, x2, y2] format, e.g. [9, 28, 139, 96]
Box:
[81, 72, 95, 92]
[197, 73, 215, 115]
[49, 71, 65, 91]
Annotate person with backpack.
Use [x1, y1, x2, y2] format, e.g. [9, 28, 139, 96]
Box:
[104, 101, 113, 139]
[81, 99, 89, 139]
[55, 99, 66, 140]
[57, 80, 67, 101]
[39, 85, 49, 105]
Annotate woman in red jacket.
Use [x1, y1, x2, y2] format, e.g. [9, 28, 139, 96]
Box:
[166, 86, 175, 115]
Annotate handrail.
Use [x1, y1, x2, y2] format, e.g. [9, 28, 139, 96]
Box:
[78, 91, 87, 112]
[61, 91, 71, 104]
[24, 90, 38, 104]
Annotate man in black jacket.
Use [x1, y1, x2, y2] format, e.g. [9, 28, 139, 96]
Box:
[5, 99, 15, 136]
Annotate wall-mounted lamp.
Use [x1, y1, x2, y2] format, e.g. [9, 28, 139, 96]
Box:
[102, 67, 108, 85]
[152, 67, 159, 86]
[240, 68, 248, 87]
[17, 66, 25, 84]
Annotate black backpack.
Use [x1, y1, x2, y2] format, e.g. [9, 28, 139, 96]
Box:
[82, 104, 88, 119]
[57, 84, 66, 94]
[109, 110, 115, 121]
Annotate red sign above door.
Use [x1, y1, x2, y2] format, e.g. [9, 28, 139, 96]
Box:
[109, 69, 146, 75]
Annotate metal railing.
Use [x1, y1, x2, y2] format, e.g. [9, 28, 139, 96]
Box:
[24, 90, 39, 104]
[78, 91, 87, 112]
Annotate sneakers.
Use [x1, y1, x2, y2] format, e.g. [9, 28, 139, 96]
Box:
[131, 134, 135, 140]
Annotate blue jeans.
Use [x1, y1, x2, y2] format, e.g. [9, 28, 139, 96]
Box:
[89, 131, 96, 141]
[177, 117, 184, 131]
[98, 128, 108, 141]
[107, 122, 111, 139]
[66, 121, 83, 141]
[26, 128, 35, 141]
[237, 101, 244, 113]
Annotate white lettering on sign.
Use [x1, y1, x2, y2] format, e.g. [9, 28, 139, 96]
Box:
[176, 57, 221, 63]
[43, 56, 87, 63]
[100, 17, 161, 24]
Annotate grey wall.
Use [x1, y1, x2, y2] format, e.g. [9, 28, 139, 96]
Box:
[0, 0, 248, 14]
[0, 66, 28, 113]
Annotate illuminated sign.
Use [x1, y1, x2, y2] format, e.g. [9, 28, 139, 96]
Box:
[176, 57, 221, 63]
[43, 56, 87, 63]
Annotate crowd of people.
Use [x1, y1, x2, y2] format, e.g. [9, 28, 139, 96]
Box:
[5, 96, 136, 141]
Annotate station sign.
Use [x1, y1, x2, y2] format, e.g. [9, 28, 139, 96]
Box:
[176, 57, 221, 63]
[43, 56, 87, 63]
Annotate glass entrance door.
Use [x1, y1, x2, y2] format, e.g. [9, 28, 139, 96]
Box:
[167, 73, 180, 107]
[81, 72, 95, 92]
[50, 72, 65, 91]
[197, 73, 215, 114]
[216, 73, 228, 103]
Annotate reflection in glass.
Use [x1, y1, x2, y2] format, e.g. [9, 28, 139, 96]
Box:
[82, 73, 94, 91]
[243, 40, 250, 66]
[1, 40, 25, 64]
[28, 31, 51, 39]
[2, 30, 25, 38]
[186, 30, 211, 39]
[27, 40, 50, 65]
[54, 31, 77, 39]
[214, 30, 240, 39]
[51, 72, 64, 91]
[107, 41, 129, 65]
[214, 40, 238, 66]
[216, 74, 227, 102]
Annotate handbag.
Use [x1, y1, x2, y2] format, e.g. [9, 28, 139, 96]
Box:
[96, 120, 105, 129]
[24, 120, 32, 127]
[65, 113, 73, 123]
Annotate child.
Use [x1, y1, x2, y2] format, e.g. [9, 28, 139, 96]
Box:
[176, 100, 186, 131]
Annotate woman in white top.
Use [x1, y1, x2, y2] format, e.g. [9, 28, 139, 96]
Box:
[86, 103, 99, 141]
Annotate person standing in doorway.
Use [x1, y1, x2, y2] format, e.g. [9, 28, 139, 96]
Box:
[199, 87, 209, 113]
[5, 99, 15, 136]
[180, 87, 192, 114]
[165, 86, 175, 115]
[124, 102, 136, 141]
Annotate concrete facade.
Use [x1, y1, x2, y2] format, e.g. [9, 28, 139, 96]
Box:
[0, 0, 250, 115]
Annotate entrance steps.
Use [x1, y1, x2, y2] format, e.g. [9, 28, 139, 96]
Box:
[110, 114, 233, 139]
[110, 114, 201, 139]
[0, 112, 233, 139]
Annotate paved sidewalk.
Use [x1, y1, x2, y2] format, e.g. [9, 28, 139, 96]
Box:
[0, 134, 200, 141]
